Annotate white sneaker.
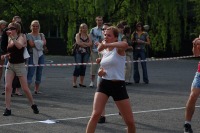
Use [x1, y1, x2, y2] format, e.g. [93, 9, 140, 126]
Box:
[89, 82, 94, 88]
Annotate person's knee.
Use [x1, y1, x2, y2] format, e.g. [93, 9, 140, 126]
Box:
[190, 90, 200, 100]
[187, 90, 200, 107]
[5, 85, 12, 92]
[91, 111, 102, 120]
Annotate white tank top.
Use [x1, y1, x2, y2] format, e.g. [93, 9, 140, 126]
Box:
[100, 48, 125, 80]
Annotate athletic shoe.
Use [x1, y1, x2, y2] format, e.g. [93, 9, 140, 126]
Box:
[98, 116, 106, 123]
[89, 82, 94, 88]
[184, 123, 193, 133]
[31, 104, 39, 114]
[3, 108, 11, 116]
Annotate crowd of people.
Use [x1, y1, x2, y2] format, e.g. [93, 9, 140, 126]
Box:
[1, 15, 199, 133]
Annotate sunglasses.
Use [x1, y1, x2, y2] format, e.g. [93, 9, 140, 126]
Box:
[8, 27, 16, 30]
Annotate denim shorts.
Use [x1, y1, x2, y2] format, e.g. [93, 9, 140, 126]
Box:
[191, 72, 200, 89]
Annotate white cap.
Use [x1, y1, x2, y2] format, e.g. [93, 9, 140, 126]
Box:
[0, 20, 7, 25]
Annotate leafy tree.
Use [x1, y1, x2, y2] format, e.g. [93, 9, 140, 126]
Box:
[0, 0, 192, 56]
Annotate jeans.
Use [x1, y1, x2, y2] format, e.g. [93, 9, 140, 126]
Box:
[125, 51, 133, 82]
[27, 54, 44, 84]
[73, 53, 90, 77]
[133, 49, 149, 83]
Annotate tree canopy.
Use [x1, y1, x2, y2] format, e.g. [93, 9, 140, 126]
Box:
[0, 0, 198, 56]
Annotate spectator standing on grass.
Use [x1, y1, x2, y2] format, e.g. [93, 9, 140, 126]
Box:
[27, 20, 46, 94]
[2, 22, 39, 116]
[89, 16, 104, 88]
[72, 23, 92, 88]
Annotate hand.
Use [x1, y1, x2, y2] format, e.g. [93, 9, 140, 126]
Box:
[101, 40, 107, 48]
[96, 58, 101, 64]
[1, 55, 6, 60]
[98, 67, 106, 77]
[95, 42, 100, 46]
[137, 39, 145, 44]
[193, 38, 200, 45]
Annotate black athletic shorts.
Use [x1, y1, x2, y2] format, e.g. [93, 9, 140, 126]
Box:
[97, 79, 129, 101]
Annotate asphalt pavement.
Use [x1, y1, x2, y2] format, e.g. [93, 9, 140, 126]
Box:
[0, 55, 199, 133]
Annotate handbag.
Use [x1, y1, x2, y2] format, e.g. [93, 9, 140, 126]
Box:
[39, 33, 48, 54]
[43, 45, 49, 54]
[23, 47, 30, 59]
[71, 42, 78, 55]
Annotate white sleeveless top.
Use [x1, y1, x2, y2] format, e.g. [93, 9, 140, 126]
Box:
[100, 48, 125, 80]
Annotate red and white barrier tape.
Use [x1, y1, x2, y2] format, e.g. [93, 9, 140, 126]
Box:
[0, 55, 196, 68]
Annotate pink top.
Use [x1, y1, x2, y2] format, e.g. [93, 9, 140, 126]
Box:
[198, 62, 200, 72]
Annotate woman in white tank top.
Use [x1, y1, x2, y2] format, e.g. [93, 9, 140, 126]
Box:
[86, 26, 136, 133]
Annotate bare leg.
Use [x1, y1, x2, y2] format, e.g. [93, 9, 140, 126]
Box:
[80, 76, 84, 85]
[86, 92, 108, 133]
[34, 83, 40, 93]
[15, 88, 22, 95]
[101, 109, 105, 116]
[19, 76, 34, 105]
[91, 75, 95, 83]
[185, 88, 200, 121]
[115, 99, 136, 133]
[5, 73, 15, 110]
[73, 76, 77, 86]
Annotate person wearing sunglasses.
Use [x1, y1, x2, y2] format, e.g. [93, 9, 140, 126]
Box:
[1, 16, 25, 96]
[2, 22, 39, 116]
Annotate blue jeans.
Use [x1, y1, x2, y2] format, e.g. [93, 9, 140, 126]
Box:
[73, 53, 90, 77]
[27, 54, 44, 84]
[133, 49, 149, 83]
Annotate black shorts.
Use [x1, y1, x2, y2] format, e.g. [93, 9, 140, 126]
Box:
[97, 79, 129, 101]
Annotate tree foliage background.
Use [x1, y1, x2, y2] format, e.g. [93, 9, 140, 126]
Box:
[0, 0, 199, 56]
